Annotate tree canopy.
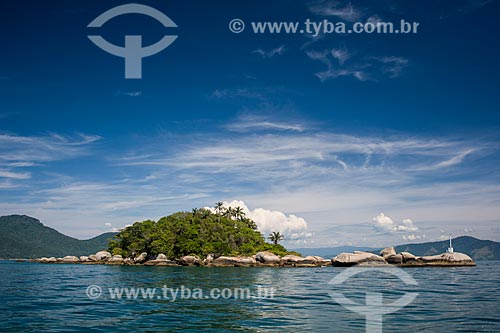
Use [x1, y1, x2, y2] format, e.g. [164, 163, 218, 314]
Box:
[108, 207, 291, 259]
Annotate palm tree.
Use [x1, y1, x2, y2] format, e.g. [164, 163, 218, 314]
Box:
[233, 206, 245, 221]
[268, 231, 284, 245]
[214, 202, 224, 215]
[224, 207, 235, 219]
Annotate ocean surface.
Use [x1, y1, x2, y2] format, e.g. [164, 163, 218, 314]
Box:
[0, 260, 499, 332]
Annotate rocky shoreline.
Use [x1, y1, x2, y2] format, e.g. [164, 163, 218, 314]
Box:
[30, 247, 476, 267]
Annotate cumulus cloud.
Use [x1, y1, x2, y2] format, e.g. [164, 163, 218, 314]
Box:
[372, 213, 419, 233]
[205, 200, 309, 241]
[403, 234, 426, 241]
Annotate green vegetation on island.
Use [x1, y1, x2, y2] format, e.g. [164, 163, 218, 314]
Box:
[108, 204, 296, 259]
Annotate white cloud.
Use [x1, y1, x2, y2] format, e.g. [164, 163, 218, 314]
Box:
[0, 169, 31, 180]
[306, 50, 331, 66]
[372, 213, 419, 233]
[0, 133, 100, 165]
[104, 222, 112, 227]
[308, 0, 363, 22]
[116, 90, 142, 97]
[434, 149, 474, 169]
[0, 132, 100, 188]
[204, 200, 309, 241]
[403, 234, 425, 241]
[331, 47, 351, 64]
[210, 88, 269, 101]
[373, 56, 409, 78]
[315, 68, 370, 82]
[252, 45, 285, 58]
[226, 114, 306, 132]
[366, 15, 383, 26]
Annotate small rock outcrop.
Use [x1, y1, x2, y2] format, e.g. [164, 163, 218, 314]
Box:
[156, 253, 168, 260]
[386, 254, 403, 264]
[95, 251, 112, 261]
[179, 255, 202, 266]
[420, 252, 475, 266]
[380, 247, 397, 259]
[108, 255, 124, 263]
[400, 252, 417, 261]
[332, 252, 387, 267]
[211, 256, 241, 266]
[61, 256, 79, 263]
[280, 255, 329, 267]
[203, 254, 215, 265]
[134, 252, 148, 263]
[256, 251, 280, 265]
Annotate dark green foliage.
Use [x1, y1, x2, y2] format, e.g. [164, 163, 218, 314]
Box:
[0, 215, 116, 259]
[108, 209, 289, 259]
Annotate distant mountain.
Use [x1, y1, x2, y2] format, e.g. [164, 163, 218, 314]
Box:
[293, 236, 500, 261]
[0, 215, 117, 259]
[292, 246, 377, 259]
[392, 236, 500, 261]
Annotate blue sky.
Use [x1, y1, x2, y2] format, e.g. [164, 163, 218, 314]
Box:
[1, 0, 499, 247]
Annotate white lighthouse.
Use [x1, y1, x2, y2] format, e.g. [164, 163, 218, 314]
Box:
[447, 234, 454, 253]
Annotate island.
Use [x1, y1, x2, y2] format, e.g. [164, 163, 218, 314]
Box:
[29, 207, 476, 267]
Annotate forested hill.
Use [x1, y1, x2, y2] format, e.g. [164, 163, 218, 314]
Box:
[0, 215, 115, 259]
[392, 236, 500, 261]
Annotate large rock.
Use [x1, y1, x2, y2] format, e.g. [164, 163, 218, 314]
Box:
[380, 247, 397, 259]
[256, 251, 280, 264]
[123, 258, 134, 265]
[203, 254, 215, 265]
[79, 256, 89, 262]
[109, 255, 124, 263]
[61, 256, 79, 263]
[211, 256, 240, 266]
[280, 255, 322, 266]
[332, 252, 387, 267]
[280, 254, 304, 264]
[144, 259, 178, 266]
[156, 253, 168, 260]
[179, 255, 202, 266]
[95, 251, 112, 261]
[237, 257, 256, 266]
[38, 257, 58, 263]
[134, 252, 148, 263]
[400, 252, 417, 261]
[311, 256, 332, 266]
[386, 254, 403, 264]
[420, 252, 475, 266]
